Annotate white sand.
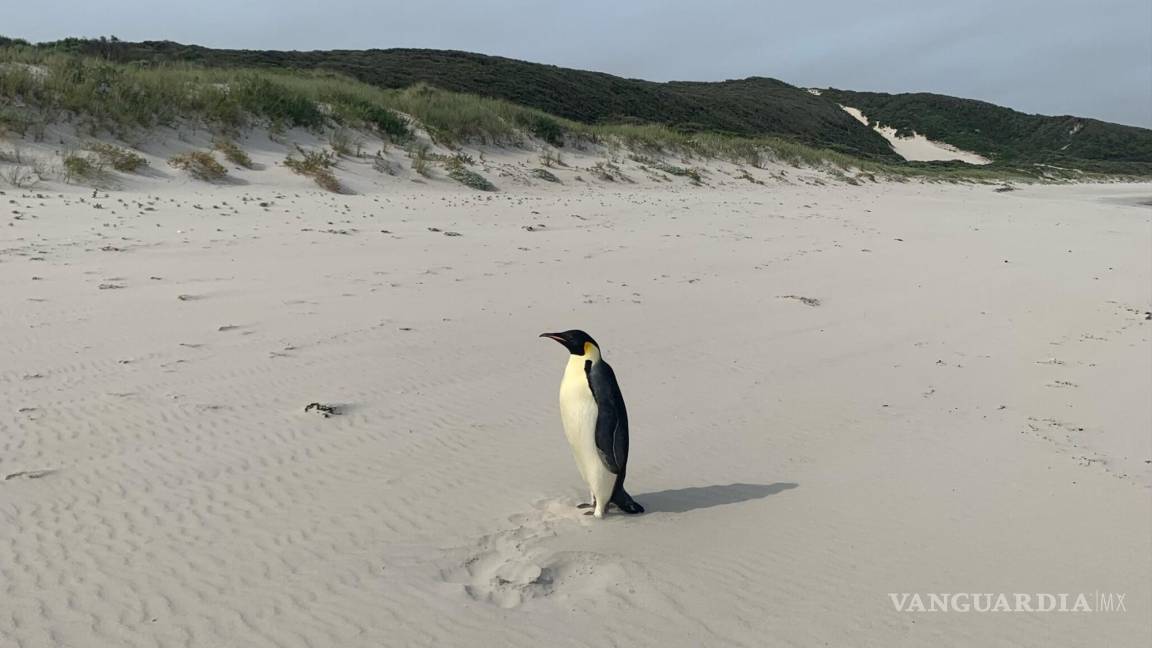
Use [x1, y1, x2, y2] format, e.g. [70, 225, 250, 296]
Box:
[841, 105, 993, 165]
[1, 134, 1149, 647]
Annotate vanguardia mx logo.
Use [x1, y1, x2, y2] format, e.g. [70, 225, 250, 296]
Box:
[888, 592, 1128, 612]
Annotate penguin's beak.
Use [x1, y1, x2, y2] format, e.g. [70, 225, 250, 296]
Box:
[539, 332, 566, 344]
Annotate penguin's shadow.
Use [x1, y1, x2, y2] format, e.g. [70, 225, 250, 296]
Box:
[637, 482, 798, 514]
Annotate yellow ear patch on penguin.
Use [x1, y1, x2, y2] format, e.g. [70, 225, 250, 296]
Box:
[583, 341, 595, 356]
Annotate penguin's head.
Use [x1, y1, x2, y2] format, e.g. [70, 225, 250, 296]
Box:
[539, 329, 599, 356]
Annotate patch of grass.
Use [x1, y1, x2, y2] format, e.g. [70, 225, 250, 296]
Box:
[654, 162, 702, 183]
[62, 151, 106, 183]
[593, 124, 779, 169]
[212, 138, 253, 168]
[525, 114, 565, 146]
[448, 166, 496, 191]
[231, 75, 326, 128]
[408, 142, 432, 177]
[539, 149, 565, 167]
[0, 107, 35, 136]
[283, 146, 341, 192]
[284, 146, 336, 171]
[168, 151, 227, 181]
[0, 49, 407, 136]
[328, 96, 409, 141]
[826, 169, 862, 185]
[589, 161, 631, 183]
[386, 82, 571, 146]
[444, 155, 496, 190]
[372, 150, 395, 175]
[86, 142, 147, 172]
[29, 156, 51, 180]
[530, 168, 561, 183]
[448, 152, 475, 166]
[328, 128, 359, 157]
[736, 168, 764, 185]
[3, 164, 38, 187]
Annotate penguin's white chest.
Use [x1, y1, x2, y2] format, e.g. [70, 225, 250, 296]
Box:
[557, 357, 608, 484]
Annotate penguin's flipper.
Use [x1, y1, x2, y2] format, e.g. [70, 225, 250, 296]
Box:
[586, 360, 629, 474]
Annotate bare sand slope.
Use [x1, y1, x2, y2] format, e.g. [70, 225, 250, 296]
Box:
[840, 105, 992, 165]
[1, 179, 1149, 647]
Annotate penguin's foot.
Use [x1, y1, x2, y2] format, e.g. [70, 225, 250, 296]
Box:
[617, 500, 645, 514]
[610, 489, 645, 514]
[576, 503, 593, 509]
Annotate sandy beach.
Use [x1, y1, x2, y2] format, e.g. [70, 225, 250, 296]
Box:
[1, 148, 1149, 647]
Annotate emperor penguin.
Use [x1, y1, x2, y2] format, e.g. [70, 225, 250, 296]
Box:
[540, 330, 644, 518]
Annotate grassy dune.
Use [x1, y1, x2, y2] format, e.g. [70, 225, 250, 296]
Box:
[0, 37, 899, 158]
[0, 45, 1141, 183]
[823, 88, 1152, 175]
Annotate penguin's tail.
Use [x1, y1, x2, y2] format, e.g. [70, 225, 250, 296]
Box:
[610, 471, 644, 514]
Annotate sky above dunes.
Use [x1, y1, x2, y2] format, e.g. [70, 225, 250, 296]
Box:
[8, 0, 1151, 127]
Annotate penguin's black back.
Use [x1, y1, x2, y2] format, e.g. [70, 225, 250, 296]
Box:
[585, 358, 628, 474]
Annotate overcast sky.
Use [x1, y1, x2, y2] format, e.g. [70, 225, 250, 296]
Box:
[7, 0, 1151, 127]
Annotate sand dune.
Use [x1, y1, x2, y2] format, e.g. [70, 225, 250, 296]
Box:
[840, 105, 993, 164]
[1, 140, 1149, 646]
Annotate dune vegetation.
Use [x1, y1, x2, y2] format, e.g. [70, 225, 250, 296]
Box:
[823, 88, 1152, 175]
[0, 40, 1145, 183]
[0, 36, 898, 158]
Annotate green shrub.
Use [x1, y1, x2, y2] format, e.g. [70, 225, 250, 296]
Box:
[87, 142, 148, 172]
[448, 166, 496, 191]
[539, 149, 565, 167]
[331, 98, 409, 140]
[232, 76, 325, 128]
[284, 146, 336, 169]
[589, 161, 631, 183]
[0, 108, 34, 136]
[531, 168, 561, 183]
[283, 146, 341, 192]
[168, 151, 227, 181]
[443, 154, 496, 190]
[363, 105, 410, 140]
[212, 138, 253, 168]
[655, 162, 702, 183]
[449, 152, 475, 166]
[62, 151, 106, 183]
[523, 114, 565, 146]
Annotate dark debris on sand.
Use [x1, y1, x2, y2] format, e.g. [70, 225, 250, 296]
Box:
[304, 402, 341, 418]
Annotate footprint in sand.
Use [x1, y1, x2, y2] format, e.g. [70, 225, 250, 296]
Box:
[442, 499, 636, 609]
